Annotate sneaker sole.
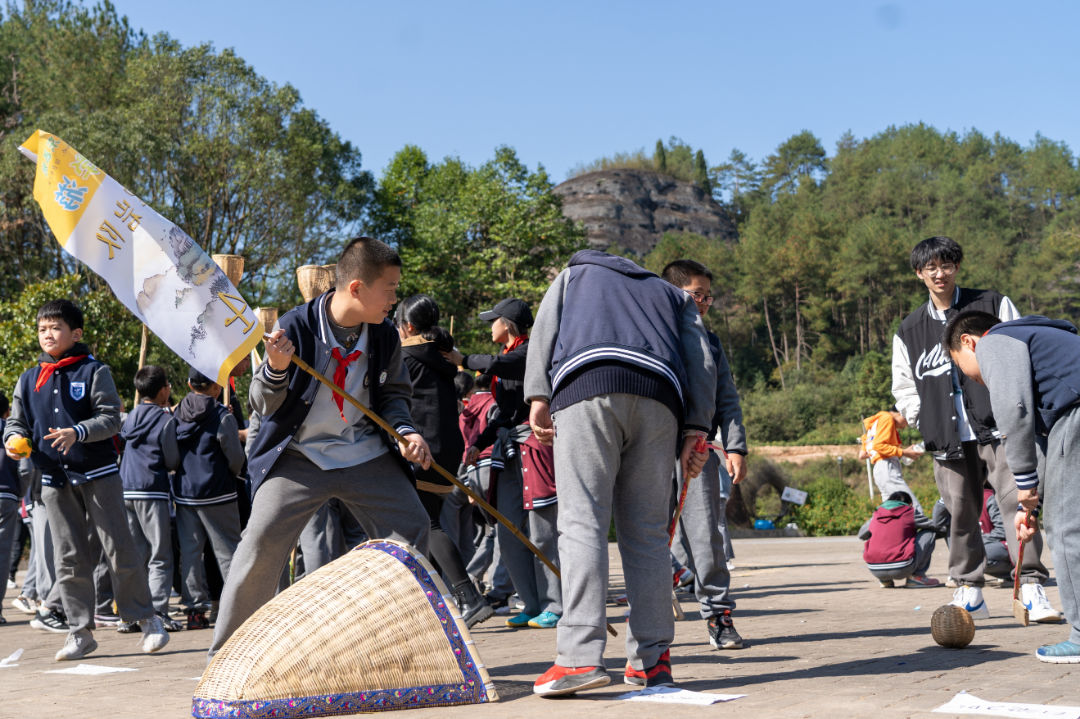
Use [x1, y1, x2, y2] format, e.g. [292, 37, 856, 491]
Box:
[1029, 610, 1065, 624]
[30, 620, 70, 634]
[1037, 652, 1080, 664]
[536, 673, 611, 696]
[709, 637, 744, 650]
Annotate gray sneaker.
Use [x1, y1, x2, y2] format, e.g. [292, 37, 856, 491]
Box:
[55, 629, 98, 661]
[139, 614, 169, 653]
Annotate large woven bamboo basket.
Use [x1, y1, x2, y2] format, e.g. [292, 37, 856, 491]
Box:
[296, 265, 333, 302]
[212, 254, 245, 287]
[193, 540, 497, 717]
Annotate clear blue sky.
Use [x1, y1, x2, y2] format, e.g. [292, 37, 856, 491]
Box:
[108, 0, 1079, 184]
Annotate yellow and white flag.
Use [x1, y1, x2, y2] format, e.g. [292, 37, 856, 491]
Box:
[19, 130, 260, 387]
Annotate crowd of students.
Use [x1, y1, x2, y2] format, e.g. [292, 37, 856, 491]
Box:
[2, 232, 1078, 691]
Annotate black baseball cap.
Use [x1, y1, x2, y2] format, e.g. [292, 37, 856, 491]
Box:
[478, 298, 533, 329]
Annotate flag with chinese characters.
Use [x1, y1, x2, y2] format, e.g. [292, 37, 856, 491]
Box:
[19, 129, 260, 387]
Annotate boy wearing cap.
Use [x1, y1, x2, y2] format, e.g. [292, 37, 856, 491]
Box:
[209, 237, 431, 658]
[444, 298, 563, 629]
[944, 310, 1080, 662]
[172, 367, 244, 626]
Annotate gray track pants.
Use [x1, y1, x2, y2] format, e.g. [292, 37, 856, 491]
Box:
[670, 452, 734, 616]
[1043, 405, 1080, 644]
[552, 395, 677, 670]
[209, 451, 429, 657]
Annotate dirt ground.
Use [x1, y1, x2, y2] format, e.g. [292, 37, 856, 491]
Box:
[753, 444, 860, 464]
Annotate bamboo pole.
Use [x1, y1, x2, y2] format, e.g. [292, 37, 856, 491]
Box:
[212, 254, 245, 408]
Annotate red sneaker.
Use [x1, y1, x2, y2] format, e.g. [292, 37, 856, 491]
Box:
[533, 664, 611, 697]
[624, 649, 674, 687]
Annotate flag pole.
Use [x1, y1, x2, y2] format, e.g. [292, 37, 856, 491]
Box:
[133, 323, 149, 406]
[273, 336, 617, 637]
[212, 254, 245, 407]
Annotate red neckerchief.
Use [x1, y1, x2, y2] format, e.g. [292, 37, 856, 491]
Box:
[492, 335, 527, 388]
[331, 347, 362, 421]
[35, 355, 88, 392]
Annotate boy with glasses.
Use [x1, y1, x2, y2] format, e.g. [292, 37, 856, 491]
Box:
[891, 236, 1060, 622]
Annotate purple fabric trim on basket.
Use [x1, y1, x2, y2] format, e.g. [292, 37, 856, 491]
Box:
[192, 541, 490, 719]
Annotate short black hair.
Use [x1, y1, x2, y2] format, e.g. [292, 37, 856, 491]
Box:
[910, 236, 963, 271]
[337, 236, 401, 286]
[454, 371, 475, 400]
[661, 259, 713, 287]
[36, 299, 83, 330]
[188, 366, 215, 391]
[943, 310, 1000, 352]
[888, 491, 913, 505]
[474, 372, 493, 392]
[135, 365, 169, 398]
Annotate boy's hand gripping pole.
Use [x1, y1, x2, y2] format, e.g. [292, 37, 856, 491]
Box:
[276, 339, 617, 637]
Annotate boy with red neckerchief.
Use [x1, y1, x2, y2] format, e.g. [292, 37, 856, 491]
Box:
[4, 299, 168, 661]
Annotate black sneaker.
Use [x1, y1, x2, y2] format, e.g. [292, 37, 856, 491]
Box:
[158, 612, 185, 632]
[624, 648, 674, 687]
[708, 610, 744, 650]
[30, 608, 69, 634]
[186, 609, 210, 630]
[483, 592, 509, 611]
[117, 620, 140, 634]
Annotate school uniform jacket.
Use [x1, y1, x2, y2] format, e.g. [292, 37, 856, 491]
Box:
[891, 287, 1018, 459]
[4, 344, 122, 488]
[460, 341, 530, 452]
[401, 337, 464, 472]
[246, 291, 418, 496]
[119, 402, 177, 501]
[0, 419, 20, 503]
[172, 393, 243, 506]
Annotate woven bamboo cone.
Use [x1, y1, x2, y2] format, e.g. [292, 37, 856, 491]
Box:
[212, 254, 245, 288]
[195, 540, 497, 711]
[296, 265, 332, 302]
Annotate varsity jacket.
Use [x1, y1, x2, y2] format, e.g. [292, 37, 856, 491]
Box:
[172, 393, 243, 506]
[977, 316, 1080, 490]
[4, 344, 121, 488]
[246, 291, 417, 496]
[892, 287, 1018, 459]
[525, 250, 715, 434]
[461, 340, 530, 452]
[119, 402, 177, 501]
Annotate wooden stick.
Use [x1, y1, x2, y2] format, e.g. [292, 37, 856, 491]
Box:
[276, 339, 617, 637]
[133, 323, 149, 405]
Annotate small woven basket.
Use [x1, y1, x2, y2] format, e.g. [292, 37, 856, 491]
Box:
[296, 265, 333, 302]
[930, 604, 975, 648]
[193, 540, 497, 717]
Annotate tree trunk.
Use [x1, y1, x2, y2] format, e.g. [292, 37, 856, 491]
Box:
[763, 297, 786, 390]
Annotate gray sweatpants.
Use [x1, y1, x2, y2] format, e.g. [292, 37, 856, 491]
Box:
[176, 501, 241, 609]
[934, 440, 1047, 585]
[670, 452, 734, 616]
[553, 394, 677, 670]
[873, 457, 923, 514]
[42, 474, 154, 633]
[1043, 404, 1080, 644]
[494, 434, 561, 617]
[209, 451, 429, 657]
[124, 499, 174, 616]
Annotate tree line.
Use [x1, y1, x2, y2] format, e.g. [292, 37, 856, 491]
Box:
[3, 2, 1079, 445]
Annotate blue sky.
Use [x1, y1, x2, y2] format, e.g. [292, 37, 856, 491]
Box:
[107, 1, 1079, 184]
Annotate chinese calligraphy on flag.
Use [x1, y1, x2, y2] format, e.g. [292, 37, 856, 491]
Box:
[19, 130, 260, 387]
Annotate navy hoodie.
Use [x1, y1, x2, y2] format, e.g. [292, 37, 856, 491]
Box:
[173, 393, 244, 506]
[119, 403, 176, 501]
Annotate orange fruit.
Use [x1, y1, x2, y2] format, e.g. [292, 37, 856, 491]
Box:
[6, 435, 31, 459]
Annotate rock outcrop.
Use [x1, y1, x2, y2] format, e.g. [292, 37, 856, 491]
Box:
[553, 169, 738, 255]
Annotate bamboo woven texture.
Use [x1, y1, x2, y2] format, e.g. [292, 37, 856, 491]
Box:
[930, 604, 975, 648]
[194, 540, 496, 717]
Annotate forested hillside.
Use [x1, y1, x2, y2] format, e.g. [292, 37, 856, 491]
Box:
[2, 2, 1078, 445]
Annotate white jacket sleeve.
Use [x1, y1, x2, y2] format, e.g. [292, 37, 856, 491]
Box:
[891, 333, 920, 428]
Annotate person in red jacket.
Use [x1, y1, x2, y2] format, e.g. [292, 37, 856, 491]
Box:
[858, 491, 941, 588]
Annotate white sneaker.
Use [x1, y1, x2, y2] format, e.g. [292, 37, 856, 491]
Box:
[950, 585, 989, 619]
[55, 629, 98, 661]
[139, 614, 170, 653]
[726, 561, 736, 571]
[1021, 583, 1064, 623]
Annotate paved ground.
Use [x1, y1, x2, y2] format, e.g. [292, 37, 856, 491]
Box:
[3, 536, 1078, 718]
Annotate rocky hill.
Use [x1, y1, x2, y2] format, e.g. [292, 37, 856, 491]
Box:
[553, 169, 738, 255]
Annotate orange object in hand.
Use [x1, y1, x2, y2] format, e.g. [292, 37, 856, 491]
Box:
[6, 435, 31, 459]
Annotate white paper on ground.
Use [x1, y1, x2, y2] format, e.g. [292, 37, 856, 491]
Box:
[934, 691, 1080, 718]
[616, 686, 746, 704]
[45, 663, 138, 676]
[0, 648, 23, 667]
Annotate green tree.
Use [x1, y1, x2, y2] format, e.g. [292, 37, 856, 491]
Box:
[654, 139, 667, 173]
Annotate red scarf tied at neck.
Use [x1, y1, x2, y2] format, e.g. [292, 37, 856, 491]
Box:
[331, 347, 362, 421]
[35, 355, 88, 392]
